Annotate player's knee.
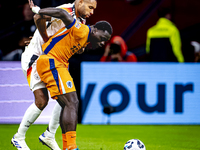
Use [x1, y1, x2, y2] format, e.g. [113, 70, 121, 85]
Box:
[34, 88, 49, 110]
[71, 98, 79, 109]
[34, 93, 49, 110]
[35, 100, 48, 110]
[59, 9, 68, 18]
[66, 98, 79, 110]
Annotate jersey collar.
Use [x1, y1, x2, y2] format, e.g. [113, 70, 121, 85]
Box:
[87, 25, 91, 42]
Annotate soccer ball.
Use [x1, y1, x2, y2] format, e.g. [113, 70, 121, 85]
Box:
[124, 139, 146, 150]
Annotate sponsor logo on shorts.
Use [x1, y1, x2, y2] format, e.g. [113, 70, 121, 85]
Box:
[66, 81, 73, 88]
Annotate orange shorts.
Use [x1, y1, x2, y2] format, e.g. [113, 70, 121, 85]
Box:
[36, 55, 76, 99]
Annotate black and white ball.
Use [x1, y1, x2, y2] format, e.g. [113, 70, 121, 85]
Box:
[124, 139, 146, 150]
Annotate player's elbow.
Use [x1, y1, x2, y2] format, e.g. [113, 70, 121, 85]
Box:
[57, 9, 67, 18]
[57, 8, 72, 22]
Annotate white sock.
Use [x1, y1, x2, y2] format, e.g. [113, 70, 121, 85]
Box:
[47, 103, 61, 136]
[16, 103, 41, 138]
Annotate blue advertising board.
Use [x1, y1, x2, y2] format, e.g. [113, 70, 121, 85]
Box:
[81, 62, 200, 124]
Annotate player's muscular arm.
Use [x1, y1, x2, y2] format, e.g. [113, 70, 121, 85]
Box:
[38, 8, 74, 27]
[34, 14, 51, 42]
[29, 0, 74, 27]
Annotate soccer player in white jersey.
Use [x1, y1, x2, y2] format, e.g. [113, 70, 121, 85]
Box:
[11, 0, 97, 150]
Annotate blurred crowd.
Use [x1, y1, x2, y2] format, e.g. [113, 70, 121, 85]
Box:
[0, 0, 199, 62]
[0, 0, 73, 61]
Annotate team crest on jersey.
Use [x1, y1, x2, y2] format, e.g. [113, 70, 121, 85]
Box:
[75, 22, 81, 29]
[66, 81, 73, 88]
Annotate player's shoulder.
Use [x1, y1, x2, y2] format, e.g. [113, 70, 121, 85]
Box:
[72, 21, 89, 38]
[56, 3, 73, 9]
[57, 3, 74, 16]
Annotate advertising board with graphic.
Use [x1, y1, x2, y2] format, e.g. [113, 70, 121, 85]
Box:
[81, 62, 200, 124]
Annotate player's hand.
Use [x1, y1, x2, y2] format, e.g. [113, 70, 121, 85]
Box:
[29, 0, 40, 14]
[28, 0, 37, 9]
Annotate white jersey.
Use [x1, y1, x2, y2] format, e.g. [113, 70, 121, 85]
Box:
[23, 3, 85, 62]
[21, 3, 86, 91]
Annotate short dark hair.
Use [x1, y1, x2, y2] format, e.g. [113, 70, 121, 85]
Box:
[157, 7, 171, 18]
[94, 21, 113, 35]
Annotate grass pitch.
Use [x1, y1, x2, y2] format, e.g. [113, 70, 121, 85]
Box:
[1, 124, 200, 150]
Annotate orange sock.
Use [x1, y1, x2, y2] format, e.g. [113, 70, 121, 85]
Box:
[62, 134, 67, 150]
[66, 131, 77, 149]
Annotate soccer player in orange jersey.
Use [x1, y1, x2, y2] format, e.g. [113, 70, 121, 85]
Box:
[11, 0, 97, 150]
[28, 0, 112, 150]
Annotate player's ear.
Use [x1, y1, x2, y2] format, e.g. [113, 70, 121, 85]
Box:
[92, 28, 98, 34]
[79, 0, 84, 4]
[77, 0, 83, 7]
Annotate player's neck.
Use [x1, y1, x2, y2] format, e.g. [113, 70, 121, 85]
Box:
[74, 1, 80, 18]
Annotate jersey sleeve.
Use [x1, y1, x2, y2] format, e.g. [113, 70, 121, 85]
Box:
[51, 3, 73, 22]
[70, 21, 90, 41]
[58, 7, 73, 14]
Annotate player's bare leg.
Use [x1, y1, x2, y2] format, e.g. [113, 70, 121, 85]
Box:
[33, 90, 61, 150]
[57, 92, 79, 150]
[11, 88, 48, 150]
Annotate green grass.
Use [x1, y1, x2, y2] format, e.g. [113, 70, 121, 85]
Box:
[1, 124, 200, 150]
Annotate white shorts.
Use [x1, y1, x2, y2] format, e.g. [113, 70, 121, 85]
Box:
[21, 51, 46, 92]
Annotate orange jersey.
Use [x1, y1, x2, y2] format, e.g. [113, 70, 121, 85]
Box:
[42, 19, 90, 67]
